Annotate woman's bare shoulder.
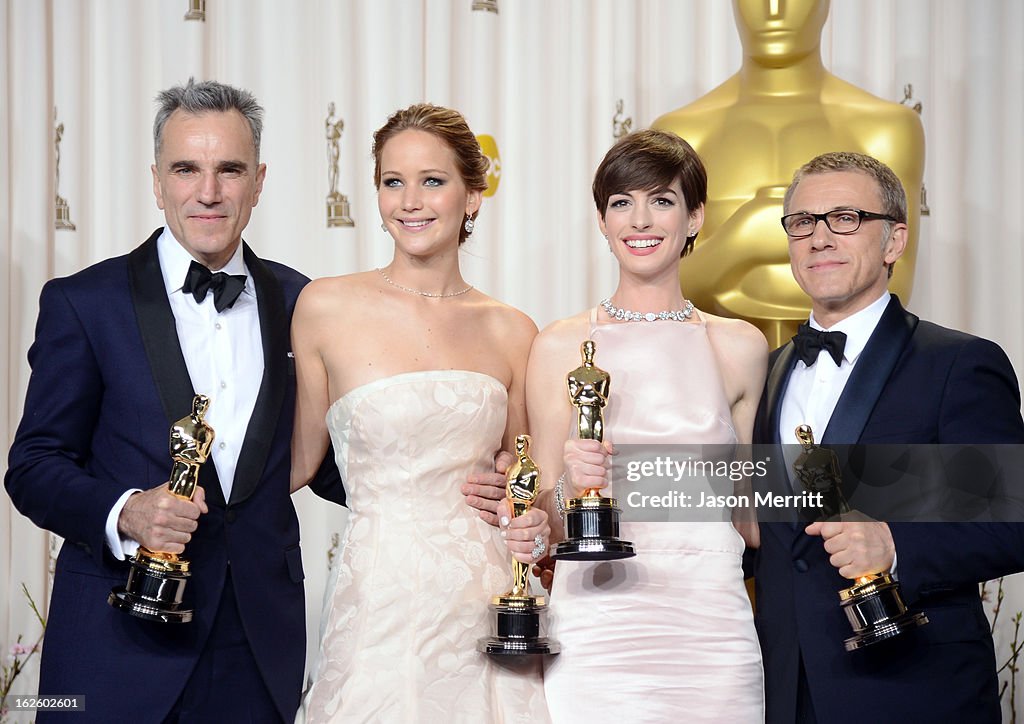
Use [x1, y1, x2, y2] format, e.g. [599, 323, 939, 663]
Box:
[702, 312, 768, 354]
[530, 312, 592, 360]
[294, 272, 383, 336]
[474, 295, 539, 344]
[299, 269, 370, 295]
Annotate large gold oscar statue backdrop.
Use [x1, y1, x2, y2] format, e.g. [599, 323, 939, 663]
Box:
[653, 0, 924, 346]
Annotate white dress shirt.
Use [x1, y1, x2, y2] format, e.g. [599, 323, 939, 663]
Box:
[779, 291, 897, 572]
[105, 228, 264, 558]
[779, 291, 891, 449]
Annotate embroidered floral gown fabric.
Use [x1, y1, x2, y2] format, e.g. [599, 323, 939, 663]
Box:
[302, 370, 548, 723]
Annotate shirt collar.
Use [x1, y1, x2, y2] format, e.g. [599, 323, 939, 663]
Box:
[808, 291, 890, 364]
[157, 227, 253, 298]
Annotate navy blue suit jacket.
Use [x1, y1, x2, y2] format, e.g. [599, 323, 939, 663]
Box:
[752, 295, 1024, 723]
[5, 230, 342, 723]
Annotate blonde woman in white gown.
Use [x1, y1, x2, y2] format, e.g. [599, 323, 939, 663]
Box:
[291, 104, 550, 723]
[528, 129, 767, 723]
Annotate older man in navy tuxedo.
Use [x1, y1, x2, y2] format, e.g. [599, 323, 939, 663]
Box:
[751, 151, 1024, 723]
[6, 79, 342, 723]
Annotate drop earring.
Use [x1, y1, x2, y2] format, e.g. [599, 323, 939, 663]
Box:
[464, 216, 475, 235]
[681, 231, 698, 258]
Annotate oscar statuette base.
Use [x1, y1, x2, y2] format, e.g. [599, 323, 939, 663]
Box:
[839, 572, 928, 651]
[551, 495, 635, 561]
[478, 595, 559, 656]
[55, 196, 76, 231]
[326, 194, 354, 228]
[108, 549, 193, 624]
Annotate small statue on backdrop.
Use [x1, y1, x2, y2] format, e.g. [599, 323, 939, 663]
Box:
[612, 99, 633, 139]
[325, 102, 354, 228]
[900, 84, 930, 216]
[54, 107, 76, 231]
[471, 0, 499, 13]
[184, 0, 205, 21]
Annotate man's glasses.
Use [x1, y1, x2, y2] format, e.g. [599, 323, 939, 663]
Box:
[781, 208, 897, 238]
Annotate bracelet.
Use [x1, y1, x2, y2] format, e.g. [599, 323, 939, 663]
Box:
[555, 473, 567, 519]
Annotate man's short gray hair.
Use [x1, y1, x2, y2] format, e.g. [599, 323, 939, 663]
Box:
[153, 78, 264, 161]
[783, 151, 907, 224]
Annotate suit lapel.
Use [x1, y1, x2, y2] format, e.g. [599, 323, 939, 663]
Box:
[229, 244, 289, 506]
[822, 295, 918, 444]
[761, 298, 916, 544]
[764, 343, 797, 445]
[129, 231, 194, 423]
[756, 344, 802, 532]
[128, 230, 226, 507]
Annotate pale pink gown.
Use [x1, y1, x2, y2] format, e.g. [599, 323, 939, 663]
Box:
[543, 312, 764, 723]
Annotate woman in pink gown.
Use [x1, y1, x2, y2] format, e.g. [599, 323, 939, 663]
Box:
[527, 129, 768, 722]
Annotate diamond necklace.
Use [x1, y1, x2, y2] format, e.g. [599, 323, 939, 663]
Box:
[600, 297, 695, 322]
[377, 268, 473, 298]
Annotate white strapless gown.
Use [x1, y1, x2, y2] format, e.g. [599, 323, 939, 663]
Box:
[302, 370, 549, 723]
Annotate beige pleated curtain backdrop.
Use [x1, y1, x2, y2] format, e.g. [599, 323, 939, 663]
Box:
[3, 0, 1023, 718]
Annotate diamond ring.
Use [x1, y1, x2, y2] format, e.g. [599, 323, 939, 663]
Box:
[531, 534, 547, 560]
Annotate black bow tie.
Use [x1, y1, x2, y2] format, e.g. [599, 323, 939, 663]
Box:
[793, 323, 847, 367]
[182, 260, 247, 312]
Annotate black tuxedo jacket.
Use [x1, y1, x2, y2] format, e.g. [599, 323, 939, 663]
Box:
[751, 295, 1024, 723]
[5, 230, 342, 723]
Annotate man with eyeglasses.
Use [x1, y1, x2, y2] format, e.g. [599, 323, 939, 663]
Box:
[750, 151, 1024, 723]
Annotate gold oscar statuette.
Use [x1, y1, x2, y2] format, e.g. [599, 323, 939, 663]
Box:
[652, 0, 924, 347]
[793, 424, 851, 521]
[108, 394, 215, 623]
[325, 102, 354, 228]
[478, 434, 559, 655]
[550, 340, 636, 561]
[792, 425, 928, 651]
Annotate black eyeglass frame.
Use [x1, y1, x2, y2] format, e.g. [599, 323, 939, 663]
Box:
[780, 208, 898, 238]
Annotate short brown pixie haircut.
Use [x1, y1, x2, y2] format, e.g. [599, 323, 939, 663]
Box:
[372, 103, 490, 244]
[592, 129, 708, 257]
